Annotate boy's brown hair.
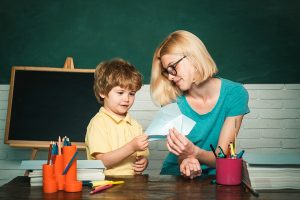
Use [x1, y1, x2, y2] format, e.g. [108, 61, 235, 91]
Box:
[94, 58, 143, 104]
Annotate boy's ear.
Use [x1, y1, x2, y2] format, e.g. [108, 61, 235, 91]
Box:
[99, 93, 106, 98]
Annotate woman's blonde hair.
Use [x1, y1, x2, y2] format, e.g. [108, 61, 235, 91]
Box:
[150, 30, 218, 106]
[94, 58, 142, 104]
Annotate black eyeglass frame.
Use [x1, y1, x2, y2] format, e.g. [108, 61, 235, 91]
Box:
[161, 56, 186, 77]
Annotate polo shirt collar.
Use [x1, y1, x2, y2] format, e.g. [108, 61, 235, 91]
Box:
[100, 107, 132, 124]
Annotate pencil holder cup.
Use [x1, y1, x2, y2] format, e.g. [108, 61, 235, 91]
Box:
[54, 154, 64, 175]
[63, 145, 82, 192]
[54, 154, 65, 190]
[56, 175, 65, 191]
[216, 158, 242, 185]
[42, 164, 58, 193]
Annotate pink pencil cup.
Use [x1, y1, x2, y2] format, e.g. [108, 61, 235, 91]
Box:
[216, 158, 242, 185]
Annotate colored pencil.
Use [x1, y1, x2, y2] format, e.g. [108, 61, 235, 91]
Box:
[62, 151, 78, 175]
[47, 141, 53, 165]
[90, 184, 113, 195]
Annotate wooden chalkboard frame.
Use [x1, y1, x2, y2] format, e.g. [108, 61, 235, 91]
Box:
[4, 58, 95, 156]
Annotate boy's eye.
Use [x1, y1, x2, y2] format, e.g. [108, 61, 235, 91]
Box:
[129, 92, 136, 96]
[117, 92, 124, 95]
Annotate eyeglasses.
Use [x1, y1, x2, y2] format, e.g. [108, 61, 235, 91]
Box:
[161, 56, 186, 77]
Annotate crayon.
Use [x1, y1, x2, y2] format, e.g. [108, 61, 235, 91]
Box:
[92, 180, 124, 187]
[90, 184, 113, 195]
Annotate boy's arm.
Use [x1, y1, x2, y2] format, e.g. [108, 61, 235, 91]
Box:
[94, 135, 148, 168]
[94, 144, 134, 168]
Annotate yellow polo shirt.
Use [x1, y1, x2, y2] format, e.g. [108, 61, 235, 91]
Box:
[85, 107, 149, 175]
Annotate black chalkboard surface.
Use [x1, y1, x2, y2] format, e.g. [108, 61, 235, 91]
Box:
[5, 67, 98, 148]
[1, 0, 300, 84]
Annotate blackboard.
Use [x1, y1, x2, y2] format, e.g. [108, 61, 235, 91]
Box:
[5, 67, 98, 148]
[0, 0, 300, 84]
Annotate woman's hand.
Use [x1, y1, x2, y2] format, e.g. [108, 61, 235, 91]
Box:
[133, 156, 148, 175]
[180, 157, 202, 179]
[166, 128, 195, 157]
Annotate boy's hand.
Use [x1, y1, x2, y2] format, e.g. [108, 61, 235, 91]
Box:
[130, 135, 149, 151]
[133, 156, 148, 175]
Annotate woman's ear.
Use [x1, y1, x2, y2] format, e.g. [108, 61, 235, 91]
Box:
[192, 67, 198, 83]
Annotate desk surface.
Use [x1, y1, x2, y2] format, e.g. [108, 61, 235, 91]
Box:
[0, 175, 299, 200]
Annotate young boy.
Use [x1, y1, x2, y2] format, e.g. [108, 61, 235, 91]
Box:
[85, 58, 149, 175]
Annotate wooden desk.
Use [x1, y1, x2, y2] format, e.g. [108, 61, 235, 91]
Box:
[0, 175, 299, 199]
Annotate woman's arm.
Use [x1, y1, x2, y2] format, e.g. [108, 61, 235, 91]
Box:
[194, 115, 244, 167]
[94, 135, 148, 168]
[167, 115, 244, 168]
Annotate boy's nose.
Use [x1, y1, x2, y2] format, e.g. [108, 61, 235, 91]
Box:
[123, 94, 130, 101]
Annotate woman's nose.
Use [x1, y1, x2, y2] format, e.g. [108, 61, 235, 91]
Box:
[168, 74, 175, 81]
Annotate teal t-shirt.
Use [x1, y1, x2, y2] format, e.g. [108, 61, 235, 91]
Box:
[160, 78, 250, 175]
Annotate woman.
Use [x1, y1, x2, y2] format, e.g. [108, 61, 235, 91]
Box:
[150, 30, 249, 179]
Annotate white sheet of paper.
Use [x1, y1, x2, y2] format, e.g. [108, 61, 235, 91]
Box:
[145, 103, 196, 140]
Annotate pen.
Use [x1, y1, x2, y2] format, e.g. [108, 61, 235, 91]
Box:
[62, 151, 78, 175]
[209, 144, 217, 158]
[217, 152, 226, 158]
[90, 184, 113, 195]
[237, 150, 245, 159]
[218, 146, 226, 158]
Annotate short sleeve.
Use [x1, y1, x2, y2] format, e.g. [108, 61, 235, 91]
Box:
[226, 84, 250, 117]
[86, 118, 110, 158]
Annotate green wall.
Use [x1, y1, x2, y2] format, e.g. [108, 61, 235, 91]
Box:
[1, 0, 300, 84]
